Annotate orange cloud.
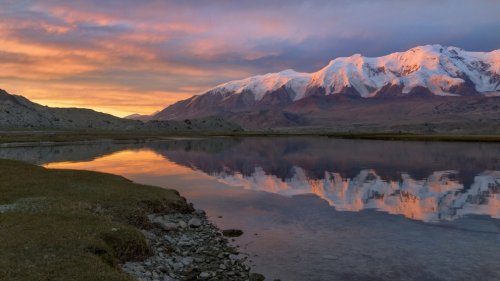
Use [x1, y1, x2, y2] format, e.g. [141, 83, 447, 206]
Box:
[0, 79, 196, 117]
[1, 0, 497, 118]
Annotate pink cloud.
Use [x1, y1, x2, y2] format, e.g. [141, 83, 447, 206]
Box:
[0, 0, 497, 117]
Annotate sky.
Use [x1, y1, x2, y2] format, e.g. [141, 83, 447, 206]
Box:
[1, 0, 499, 117]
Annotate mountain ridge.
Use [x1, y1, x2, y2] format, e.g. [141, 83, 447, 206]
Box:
[0, 89, 242, 132]
[206, 44, 499, 98]
[141, 45, 500, 132]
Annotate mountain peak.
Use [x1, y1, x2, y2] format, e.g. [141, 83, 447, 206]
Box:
[152, 45, 500, 127]
[277, 69, 299, 75]
[209, 68, 311, 101]
[204, 45, 498, 101]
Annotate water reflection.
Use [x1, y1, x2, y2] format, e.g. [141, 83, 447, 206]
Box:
[213, 168, 499, 222]
[2, 137, 499, 223]
[2, 137, 500, 280]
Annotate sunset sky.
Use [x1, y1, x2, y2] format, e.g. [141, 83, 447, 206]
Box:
[1, 0, 499, 117]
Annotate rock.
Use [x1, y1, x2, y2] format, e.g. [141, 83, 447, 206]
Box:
[142, 230, 157, 241]
[199, 272, 210, 279]
[178, 220, 187, 228]
[163, 234, 175, 244]
[322, 255, 339, 260]
[250, 273, 266, 281]
[158, 222, 179, 231]
[194, 209, 206, 216]
[188, 218, 202, 228]
[157, 265, 168, 273]
[121, 212, 252, 281]
[181, 256, 193, 266]
[172, 262, 183, 271]
[222, 229, 244, 237]
[226, 247, 239, 254]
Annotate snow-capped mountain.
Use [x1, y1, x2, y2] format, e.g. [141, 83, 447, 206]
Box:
[143, 44, 500, 132]
[209, 69, 312, 101]
[309, 44, 499, 97]
[151, 45, 500, 122]
[209, 45, 499, 99]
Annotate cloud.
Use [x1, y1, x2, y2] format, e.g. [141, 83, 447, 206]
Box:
[0, 0, 498, 116]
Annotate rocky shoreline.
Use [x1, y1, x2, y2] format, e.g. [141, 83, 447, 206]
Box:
[122, 209, 266, 281]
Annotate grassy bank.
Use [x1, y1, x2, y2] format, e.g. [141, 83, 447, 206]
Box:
[1, 130, 499, 144]
[0, 159, 191, 281]
[0, 131, 170, 144]
[324, 133, 500, 142]
[221, 131, 500, 142]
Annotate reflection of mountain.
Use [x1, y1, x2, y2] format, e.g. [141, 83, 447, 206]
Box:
[154, 138, 500, 222]
[0, 138, 242, 165]
[1, 137, 499, 222]
[0, 141, 146, 164]
[213, 167, 500, 222]
[157, 137, 500, 185]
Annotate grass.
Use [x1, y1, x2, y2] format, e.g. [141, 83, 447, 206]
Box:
[0, 130, 499, 145]
[219, 131, 500, 142]
[0, 159, 191, 281]
[322, 132, 500, 142]
[0, 131, 170, 144]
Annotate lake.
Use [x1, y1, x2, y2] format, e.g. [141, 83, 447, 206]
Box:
[1, 137, 499, 281]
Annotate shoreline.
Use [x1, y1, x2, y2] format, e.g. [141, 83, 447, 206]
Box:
[0, 130, 499, 145]
[122, 211, 259, 281]
[0, 159, 262, 281]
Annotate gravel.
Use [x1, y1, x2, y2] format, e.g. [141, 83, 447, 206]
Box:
[122, 211, 258, 281]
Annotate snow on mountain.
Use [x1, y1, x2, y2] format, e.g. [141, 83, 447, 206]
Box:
[152, 44, 500, 130]
[205, 44, 500, 100]
[209, 69, 312, 101]
[213, 167, 500, 222]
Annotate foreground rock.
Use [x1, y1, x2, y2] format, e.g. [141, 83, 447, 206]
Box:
[222, 229, 244, 238]
[122, 211, 254, 281]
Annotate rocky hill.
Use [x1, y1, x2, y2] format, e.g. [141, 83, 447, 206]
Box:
[0, 89, 242, 133]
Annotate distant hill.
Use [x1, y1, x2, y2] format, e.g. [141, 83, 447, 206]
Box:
[0, 89, 242, 133]
[147, 45, 500, 133]
[124, 113, 158, 122]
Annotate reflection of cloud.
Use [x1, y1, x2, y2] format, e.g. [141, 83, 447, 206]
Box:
[37, 145, 500, 222]
[44, 149, 194, 176]
[214, 166, 500, 222]
[1, 1, 499, 116]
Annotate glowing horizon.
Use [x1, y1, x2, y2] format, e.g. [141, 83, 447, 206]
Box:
[1, 0, 499, 117]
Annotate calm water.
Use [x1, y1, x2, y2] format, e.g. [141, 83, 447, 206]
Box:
[1, 137, 499, 281]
